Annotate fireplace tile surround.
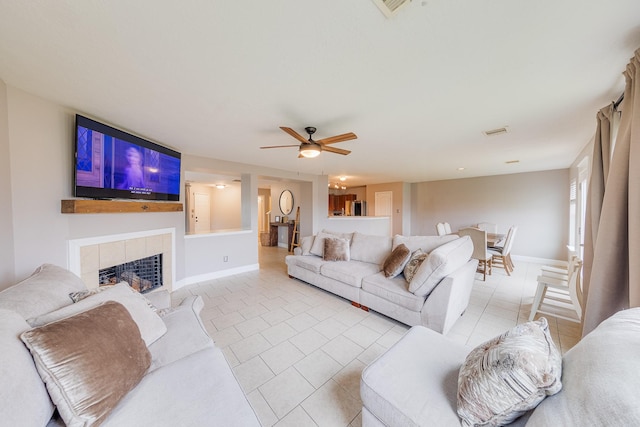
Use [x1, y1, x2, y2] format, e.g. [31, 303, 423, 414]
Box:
[68, 228, 175, 293]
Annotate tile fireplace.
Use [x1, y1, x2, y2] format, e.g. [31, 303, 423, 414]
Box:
[68, 228, 175, 292]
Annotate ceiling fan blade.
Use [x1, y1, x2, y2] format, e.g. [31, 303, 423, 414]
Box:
[280, 126, 309, 144]
[260, 144, 300, 149]
[317, 132, 357, 145]
[323, 146, 351, 155]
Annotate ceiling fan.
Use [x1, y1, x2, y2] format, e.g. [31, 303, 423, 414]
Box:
[260, 126, 357, 158]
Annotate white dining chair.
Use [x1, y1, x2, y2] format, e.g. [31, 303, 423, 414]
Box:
[458, 227, 492, 281]
[443, 222, 452, 234]
[477, 222, 498, 234]
[488, 225, 517, 275]
[529, 257, 583, 323]
[436, 223, 447, 236]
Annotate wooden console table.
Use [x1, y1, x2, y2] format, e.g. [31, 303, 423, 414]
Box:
[269, 222, 295, 251]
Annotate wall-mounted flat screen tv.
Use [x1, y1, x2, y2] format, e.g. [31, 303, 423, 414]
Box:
[74, 115, 181, 201]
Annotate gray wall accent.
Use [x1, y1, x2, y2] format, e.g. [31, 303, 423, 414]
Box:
[410, 169, 570, 260]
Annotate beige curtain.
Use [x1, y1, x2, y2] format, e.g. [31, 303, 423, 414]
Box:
[582, 48, 640, 336]
[581, 103, 613, 313]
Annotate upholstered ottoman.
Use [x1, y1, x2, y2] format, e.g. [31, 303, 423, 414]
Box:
[360, 326, 468, 426]
[360, 325, 532, 427]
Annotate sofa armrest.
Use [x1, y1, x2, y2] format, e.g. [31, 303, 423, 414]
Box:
[178, 295, 204, 314]
[421, 259, 478, 334]
[294, 247, 303, 255]
[144, 289, 171, 310]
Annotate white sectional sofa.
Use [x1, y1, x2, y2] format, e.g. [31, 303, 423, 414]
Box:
[286, 231, 478, 334]
[0, 264, 260, 427]
[361, 308, 640, 426]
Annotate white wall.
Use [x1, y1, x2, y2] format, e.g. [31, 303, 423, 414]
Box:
[211, 183, 242, 230]
[410, 169, 570, 260]
[4, 86, 186, 288]
[0, 80, 15, 288]
[0, 84, 323, 290]
[187, 182, 242, 231]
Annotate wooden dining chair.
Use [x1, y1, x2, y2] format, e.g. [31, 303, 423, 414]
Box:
[458, 227, 492, 281]
[488, 226, 517, 275]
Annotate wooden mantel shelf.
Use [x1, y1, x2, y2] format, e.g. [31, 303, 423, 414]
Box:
[61, 199, 184, 214]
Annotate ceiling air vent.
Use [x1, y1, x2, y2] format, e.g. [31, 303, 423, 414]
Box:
[371, 0, 411, 18]
[483, 126, 509, 137]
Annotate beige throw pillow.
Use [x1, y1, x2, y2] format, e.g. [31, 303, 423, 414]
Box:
[323, 237, 351, 261]
[21, 301, 151, 427]
[457, 318, 562, 427]
[403, 249, 428, 283]
[382, 243, 411, 278]
[30, 282, 167, 346]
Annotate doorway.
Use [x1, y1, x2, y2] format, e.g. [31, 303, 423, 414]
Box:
[194, 193, 211, 234]
[375, 191, 393, 235]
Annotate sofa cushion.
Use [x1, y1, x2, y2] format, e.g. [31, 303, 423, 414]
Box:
[286, 254, 327, 274]
[0, 309, 55, 427]
[21, 301, 151, 427]
[392, 234, 458, 253]
[29, 282, 167, 346]
[382, 243, 411, 278]
[101, 346, 261, 427]
[403, 249, 428, 283]
[300, 235, 315, 255]
[323, 237, 351, 261]
[457, 318, 562, 427]
[527, 308, 640, 426]
[148, 296, 214, 371]
[362, 273, 426, 312]
[350, 232, 392, 265]
[0, 264, 87, 320]
[409, 236, 473, 297]
[320, 260, 380, 288]
[310, 231, 349, 257]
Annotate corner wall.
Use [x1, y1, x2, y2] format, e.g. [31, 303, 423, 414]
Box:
[0, 80, 15, 289]
[410, 169, 570, 260]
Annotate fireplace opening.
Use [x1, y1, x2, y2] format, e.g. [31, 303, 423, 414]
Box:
[99, 254, 163, 293]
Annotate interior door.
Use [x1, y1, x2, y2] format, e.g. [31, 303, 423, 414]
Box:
[375, 191, 393, 235]
[194, 192, 211, 233]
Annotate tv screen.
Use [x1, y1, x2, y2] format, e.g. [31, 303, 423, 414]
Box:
[74, 115, 181, 201]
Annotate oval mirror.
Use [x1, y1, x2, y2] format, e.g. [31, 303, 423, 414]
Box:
[279, 190, 294, 215]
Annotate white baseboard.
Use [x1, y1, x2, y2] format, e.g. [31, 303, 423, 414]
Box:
[174, 263, 260, 290]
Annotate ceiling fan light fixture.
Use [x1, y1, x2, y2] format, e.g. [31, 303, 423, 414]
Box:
[299, 144, 321, 158]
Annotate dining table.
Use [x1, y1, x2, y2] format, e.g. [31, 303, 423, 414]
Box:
[486, 232, 506, 247]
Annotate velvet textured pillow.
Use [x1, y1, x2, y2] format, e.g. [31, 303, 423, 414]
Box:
[323, 237, 351, 261]
[21, 301, 151, 427]
[403, 249, 428, 283]
[457, 318, 562, 427]
[382, 243, 411, 278]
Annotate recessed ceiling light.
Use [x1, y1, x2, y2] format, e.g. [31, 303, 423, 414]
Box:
[215, 184, 226, 189]
[457, 167, 465, 171]
[505, 160, 520, 164]
[339, 176, 347, 182]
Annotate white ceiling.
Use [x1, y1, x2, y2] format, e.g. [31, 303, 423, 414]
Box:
[1, 1, 639, 188]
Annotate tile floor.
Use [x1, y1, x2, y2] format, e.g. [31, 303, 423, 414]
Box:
[170, 245, 582, 427]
